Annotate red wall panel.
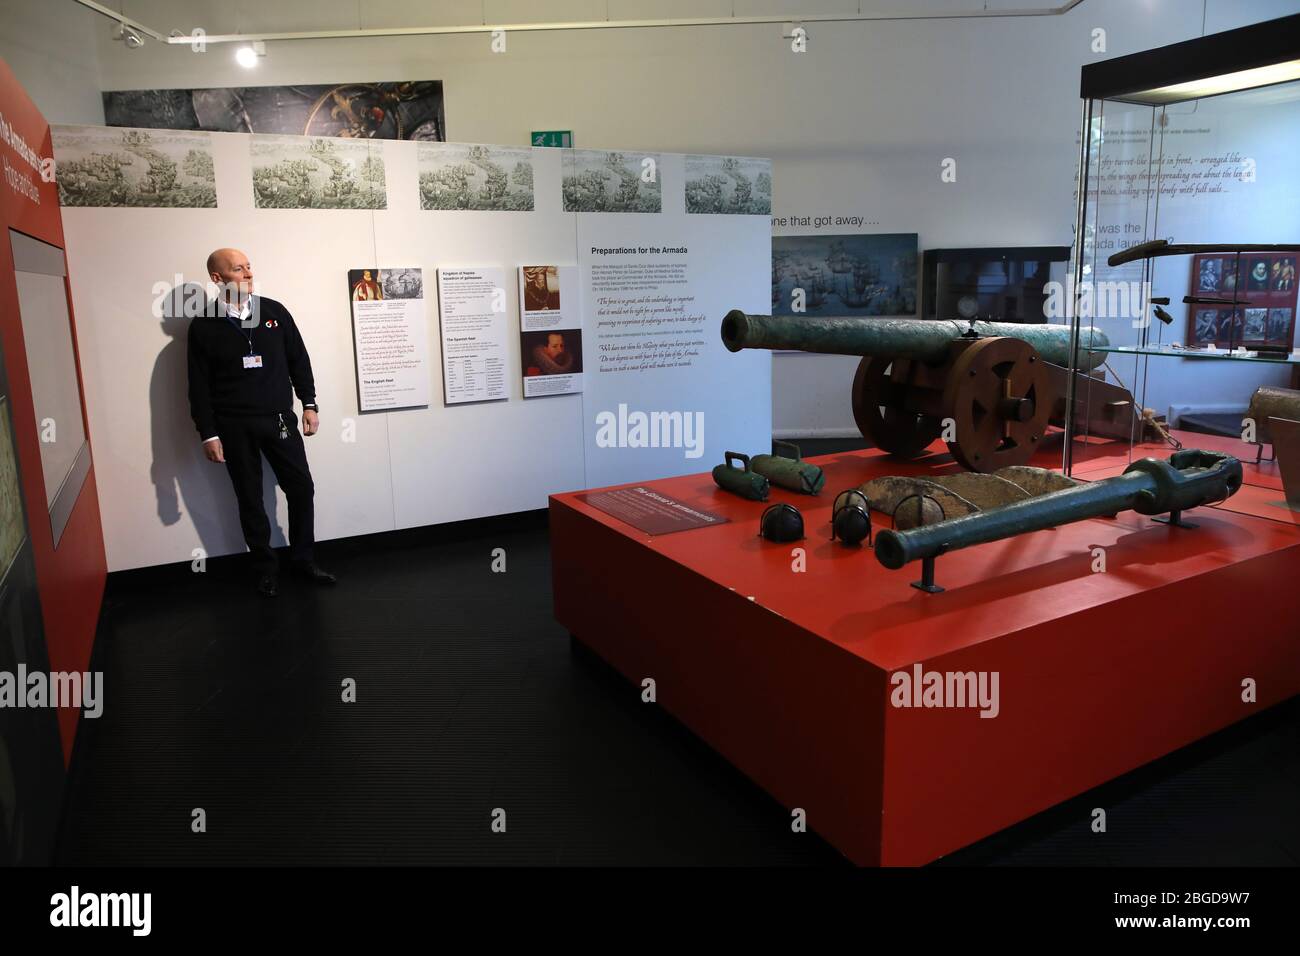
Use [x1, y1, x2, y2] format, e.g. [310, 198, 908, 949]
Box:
[0, 57, 108, 765]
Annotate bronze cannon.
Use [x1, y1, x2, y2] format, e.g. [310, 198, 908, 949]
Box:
[873, 449, 1243, 591]
[721, 311, 1137, 473]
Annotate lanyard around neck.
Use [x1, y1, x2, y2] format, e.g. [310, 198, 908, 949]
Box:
[223, 301, 254, 354]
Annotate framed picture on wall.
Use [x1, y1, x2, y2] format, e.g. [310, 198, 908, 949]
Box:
[772, 233, 918, 317]
[1187, 251, 1298, 349]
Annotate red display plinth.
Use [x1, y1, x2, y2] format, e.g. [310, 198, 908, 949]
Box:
[550, 434, 1300, 865]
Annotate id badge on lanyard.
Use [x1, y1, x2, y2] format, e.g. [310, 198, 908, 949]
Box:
[228, 312, 262, 370]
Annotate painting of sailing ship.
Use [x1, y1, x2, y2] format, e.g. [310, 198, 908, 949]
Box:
[562, 150, 662, 213]
[684, 155, 771, 215]
[250, 134, 386, 209]
[51, 126, 216, 207]
[417, 142, 534, 210]
[772, 234, 918, 317]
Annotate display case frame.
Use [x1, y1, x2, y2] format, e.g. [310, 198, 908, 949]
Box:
[1064, 14, 1300, 483]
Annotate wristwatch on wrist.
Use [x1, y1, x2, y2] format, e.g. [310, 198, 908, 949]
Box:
[303, 403, 319, 412]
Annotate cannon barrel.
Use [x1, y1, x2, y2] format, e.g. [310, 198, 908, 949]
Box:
[874, 449, 1243, 570]
[721, 310, 1110, 371]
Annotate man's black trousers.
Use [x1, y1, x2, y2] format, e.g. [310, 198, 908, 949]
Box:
[216, 410, 315, 572]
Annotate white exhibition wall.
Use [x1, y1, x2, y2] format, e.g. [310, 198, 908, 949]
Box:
[59, 132, 770, 571]
[45, 0, 1294, 438]
[8, 0, 1300, 440]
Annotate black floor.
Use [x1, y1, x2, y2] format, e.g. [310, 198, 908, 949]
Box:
[54, 437, 1300, 866]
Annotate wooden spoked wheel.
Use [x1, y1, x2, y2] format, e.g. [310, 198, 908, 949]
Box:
[941, 336, 1051, 472]
[851, 356, 944, 460]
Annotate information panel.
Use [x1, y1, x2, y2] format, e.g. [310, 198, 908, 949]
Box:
[347, 267, 431, 412]
[518, 264, 582, 398]
[436, 267, 510, 404]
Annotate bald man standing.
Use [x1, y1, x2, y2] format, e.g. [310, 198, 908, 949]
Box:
[187, 248, 336, 596]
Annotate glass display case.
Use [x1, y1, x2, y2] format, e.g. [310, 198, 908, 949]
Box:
[1065, 15, 1300, 513]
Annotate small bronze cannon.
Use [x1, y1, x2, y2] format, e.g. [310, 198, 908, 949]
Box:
[712, 452, 770, 501]
[721, 311, 1134, 473]
[750, 441, 825, 495]
[873, 449, 1243, 591]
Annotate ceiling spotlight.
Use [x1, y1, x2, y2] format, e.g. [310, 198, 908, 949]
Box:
[115, 24, 144, 49]
[235, 41, 266, 68]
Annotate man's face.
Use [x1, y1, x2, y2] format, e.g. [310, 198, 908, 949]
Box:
[530, 270, 547, 290]
[211, 250, 254, 301]
[544, 334, 565, 359]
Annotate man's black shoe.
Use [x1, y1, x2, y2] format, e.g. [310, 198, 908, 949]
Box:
[257, 572, 279, 598]
[291, 561, 337, 586]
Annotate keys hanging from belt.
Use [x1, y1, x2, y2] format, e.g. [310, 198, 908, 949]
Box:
[278, 413, 289, 440]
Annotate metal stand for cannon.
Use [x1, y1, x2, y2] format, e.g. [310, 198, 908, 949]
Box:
[910, 556, 944, 593]
[1152, 510, 1197, 529]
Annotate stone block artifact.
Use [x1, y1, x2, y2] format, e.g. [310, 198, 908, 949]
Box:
[721, 310, 1138, 473]
[1246, 385, 1300, 447]
[858, 475, 979, 521]
[857, 467, 1081, 524]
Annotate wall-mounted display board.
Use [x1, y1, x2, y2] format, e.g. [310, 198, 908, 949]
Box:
[347, 267, 431, 412]
[53, 126, 772, 571]
[436, 267, 510, 405]
[518, 265, 581, 398]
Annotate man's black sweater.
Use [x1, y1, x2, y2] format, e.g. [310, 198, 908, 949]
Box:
[187, 296, 316, 440]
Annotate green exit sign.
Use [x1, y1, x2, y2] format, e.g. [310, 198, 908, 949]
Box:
[531, 130, 573, 148]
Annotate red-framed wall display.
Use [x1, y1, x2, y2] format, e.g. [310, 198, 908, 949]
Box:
[0, 57, 108, 771]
